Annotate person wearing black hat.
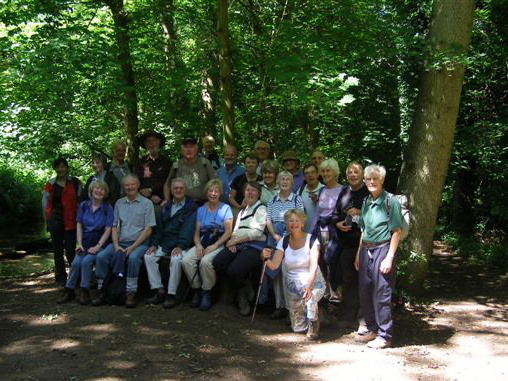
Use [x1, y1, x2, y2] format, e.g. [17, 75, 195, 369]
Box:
[136, 131, 172, 206]
[163, 136, 217, 205]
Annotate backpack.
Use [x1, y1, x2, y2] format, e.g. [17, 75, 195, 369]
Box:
[103, 272, 127, 305]
[385, 192, 410, 240]
[281, 233, 318, 251]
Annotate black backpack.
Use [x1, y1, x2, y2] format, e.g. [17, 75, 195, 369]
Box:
[281, 233, 318, 251]
[103, 272, 126, 306]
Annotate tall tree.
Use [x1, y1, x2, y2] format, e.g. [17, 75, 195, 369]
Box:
[398, 0, 476, 290]
[104, 0, 140, 163]
[217, 0, 235, 145]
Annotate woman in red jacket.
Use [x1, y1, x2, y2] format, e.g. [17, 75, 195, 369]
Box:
[42, 158, 82, 288]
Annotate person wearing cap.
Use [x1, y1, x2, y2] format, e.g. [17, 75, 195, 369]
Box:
[136, 130, 172, 206]
[281, 150, 305, 193]
[201, 135, 223, 171]
[163, 136, 217, 205]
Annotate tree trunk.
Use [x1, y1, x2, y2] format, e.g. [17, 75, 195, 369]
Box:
[217, 0, 235, 146]
[105, 0, 140, 165]
[159, 0, 177, 68]
[397, 0, 476, 292]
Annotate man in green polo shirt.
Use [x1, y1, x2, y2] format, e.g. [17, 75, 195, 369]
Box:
[354, 164, 403, 349]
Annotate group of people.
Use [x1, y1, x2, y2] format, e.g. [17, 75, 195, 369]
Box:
[43, 131, 403, 347]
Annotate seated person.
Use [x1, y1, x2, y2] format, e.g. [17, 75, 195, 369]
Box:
[143, 178, 198, 308]
[58, 179, 114, 305]
[136, 130, 172, 206]
[164, 136, 217, 205]
[93, 174, 156, 308]
[213, 181, 267, 316]
[228, 152, 262, 211]
[181, 179, 233, 311]
[81, 153, 121, 205]
[216, 144, 245, 203]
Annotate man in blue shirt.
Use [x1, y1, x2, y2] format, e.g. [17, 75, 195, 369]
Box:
[216, 144, 245, 203]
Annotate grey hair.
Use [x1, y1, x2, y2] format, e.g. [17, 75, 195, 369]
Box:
[364, 164, 386, 179]
[319, 158, 340, 179]
[123, 173, 140, 185]
[277, 170, 294, 186]
[171, 177, 187, 189]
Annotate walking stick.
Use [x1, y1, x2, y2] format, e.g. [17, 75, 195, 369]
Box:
[182, 259, 201, 306]
[251, 260, 268, 325]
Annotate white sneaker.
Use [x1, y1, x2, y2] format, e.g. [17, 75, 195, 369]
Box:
[367, 336, 392, 349]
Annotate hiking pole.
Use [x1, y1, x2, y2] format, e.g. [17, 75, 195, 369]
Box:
[181, 259, 201, 307]
[251, 259, 268, 325]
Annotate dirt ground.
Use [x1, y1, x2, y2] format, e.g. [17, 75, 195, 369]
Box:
[1, 242, 507, 381]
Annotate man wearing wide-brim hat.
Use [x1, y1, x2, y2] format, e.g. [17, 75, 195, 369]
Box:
[135, 130, 172, 205]
[281, 150, 305, 193]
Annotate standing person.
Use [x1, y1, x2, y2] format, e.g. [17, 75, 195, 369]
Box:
[180, 179, 233, 311]
[228, 152, 262, 211]
[216, 144, 245, 203]
[254, 140, 271, 175]
[80, 153, 121, 205]
[212, 181, 267, 316]
[136, 130, 172, 206]
[109, 141, 131, 196]
[310, 150, 325, 168]
[42, 158, 82, 288]
[93, 174, 156, 308]
[298, 163, 324, 233]
[201, 135, 222, 170]
[265, 171, 304, 319]
[333, 162, 369, 327]
[163, 136, 217, 205]
[310, 158, 344, 301]
[143, 178, 198, 308]
[281, 150, 305, 193]
[354, 165, 402, 349]
[259, 160, 280, 205]
[57, 180, 114, 305]
[262, 209, 325, 340]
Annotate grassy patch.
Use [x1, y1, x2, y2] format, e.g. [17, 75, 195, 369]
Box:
[0, 253, 54, 278]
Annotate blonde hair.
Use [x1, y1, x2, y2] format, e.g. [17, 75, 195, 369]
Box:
[88, 179, 109, 198]
[284, 208, 308, 226]
[204, 178, 224, 196]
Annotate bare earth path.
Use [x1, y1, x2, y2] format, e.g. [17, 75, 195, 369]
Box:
[1, 242, 507, 381]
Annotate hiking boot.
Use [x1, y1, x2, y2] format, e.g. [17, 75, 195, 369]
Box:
[238, 295, 252, 316]
[91, 290, 106, 306]
[199, 290, 212, 311]
[367, 336, 392, 349]
[189, 288, 201, 308]
[306, 319, 320, 341]
[270, 308, 287, 320]
[163, 294, 179, 309]
[354, 330, 377, 343]
[125, 292, 136, 308]
[79, 288, 91, 305]
[146, 290, 165, 305]
[57, 288, 75, 304]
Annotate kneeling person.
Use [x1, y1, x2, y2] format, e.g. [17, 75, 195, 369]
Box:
[93, 174, 156, 308]
[144, 178, 198, 308]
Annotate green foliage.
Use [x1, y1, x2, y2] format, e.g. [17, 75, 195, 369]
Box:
[443, 231, 508, 273]
[0, 164, 44, 227]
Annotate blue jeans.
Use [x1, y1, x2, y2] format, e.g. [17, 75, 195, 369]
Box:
[96, 242, 149, 292]
[66, 252, 96, 289]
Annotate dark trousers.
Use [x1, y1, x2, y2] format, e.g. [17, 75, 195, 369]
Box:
[358, 244, 396, 340]
[49, 219, 76, 284]
[213, 246, 262, 292]
[340, 242, 360, 321]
